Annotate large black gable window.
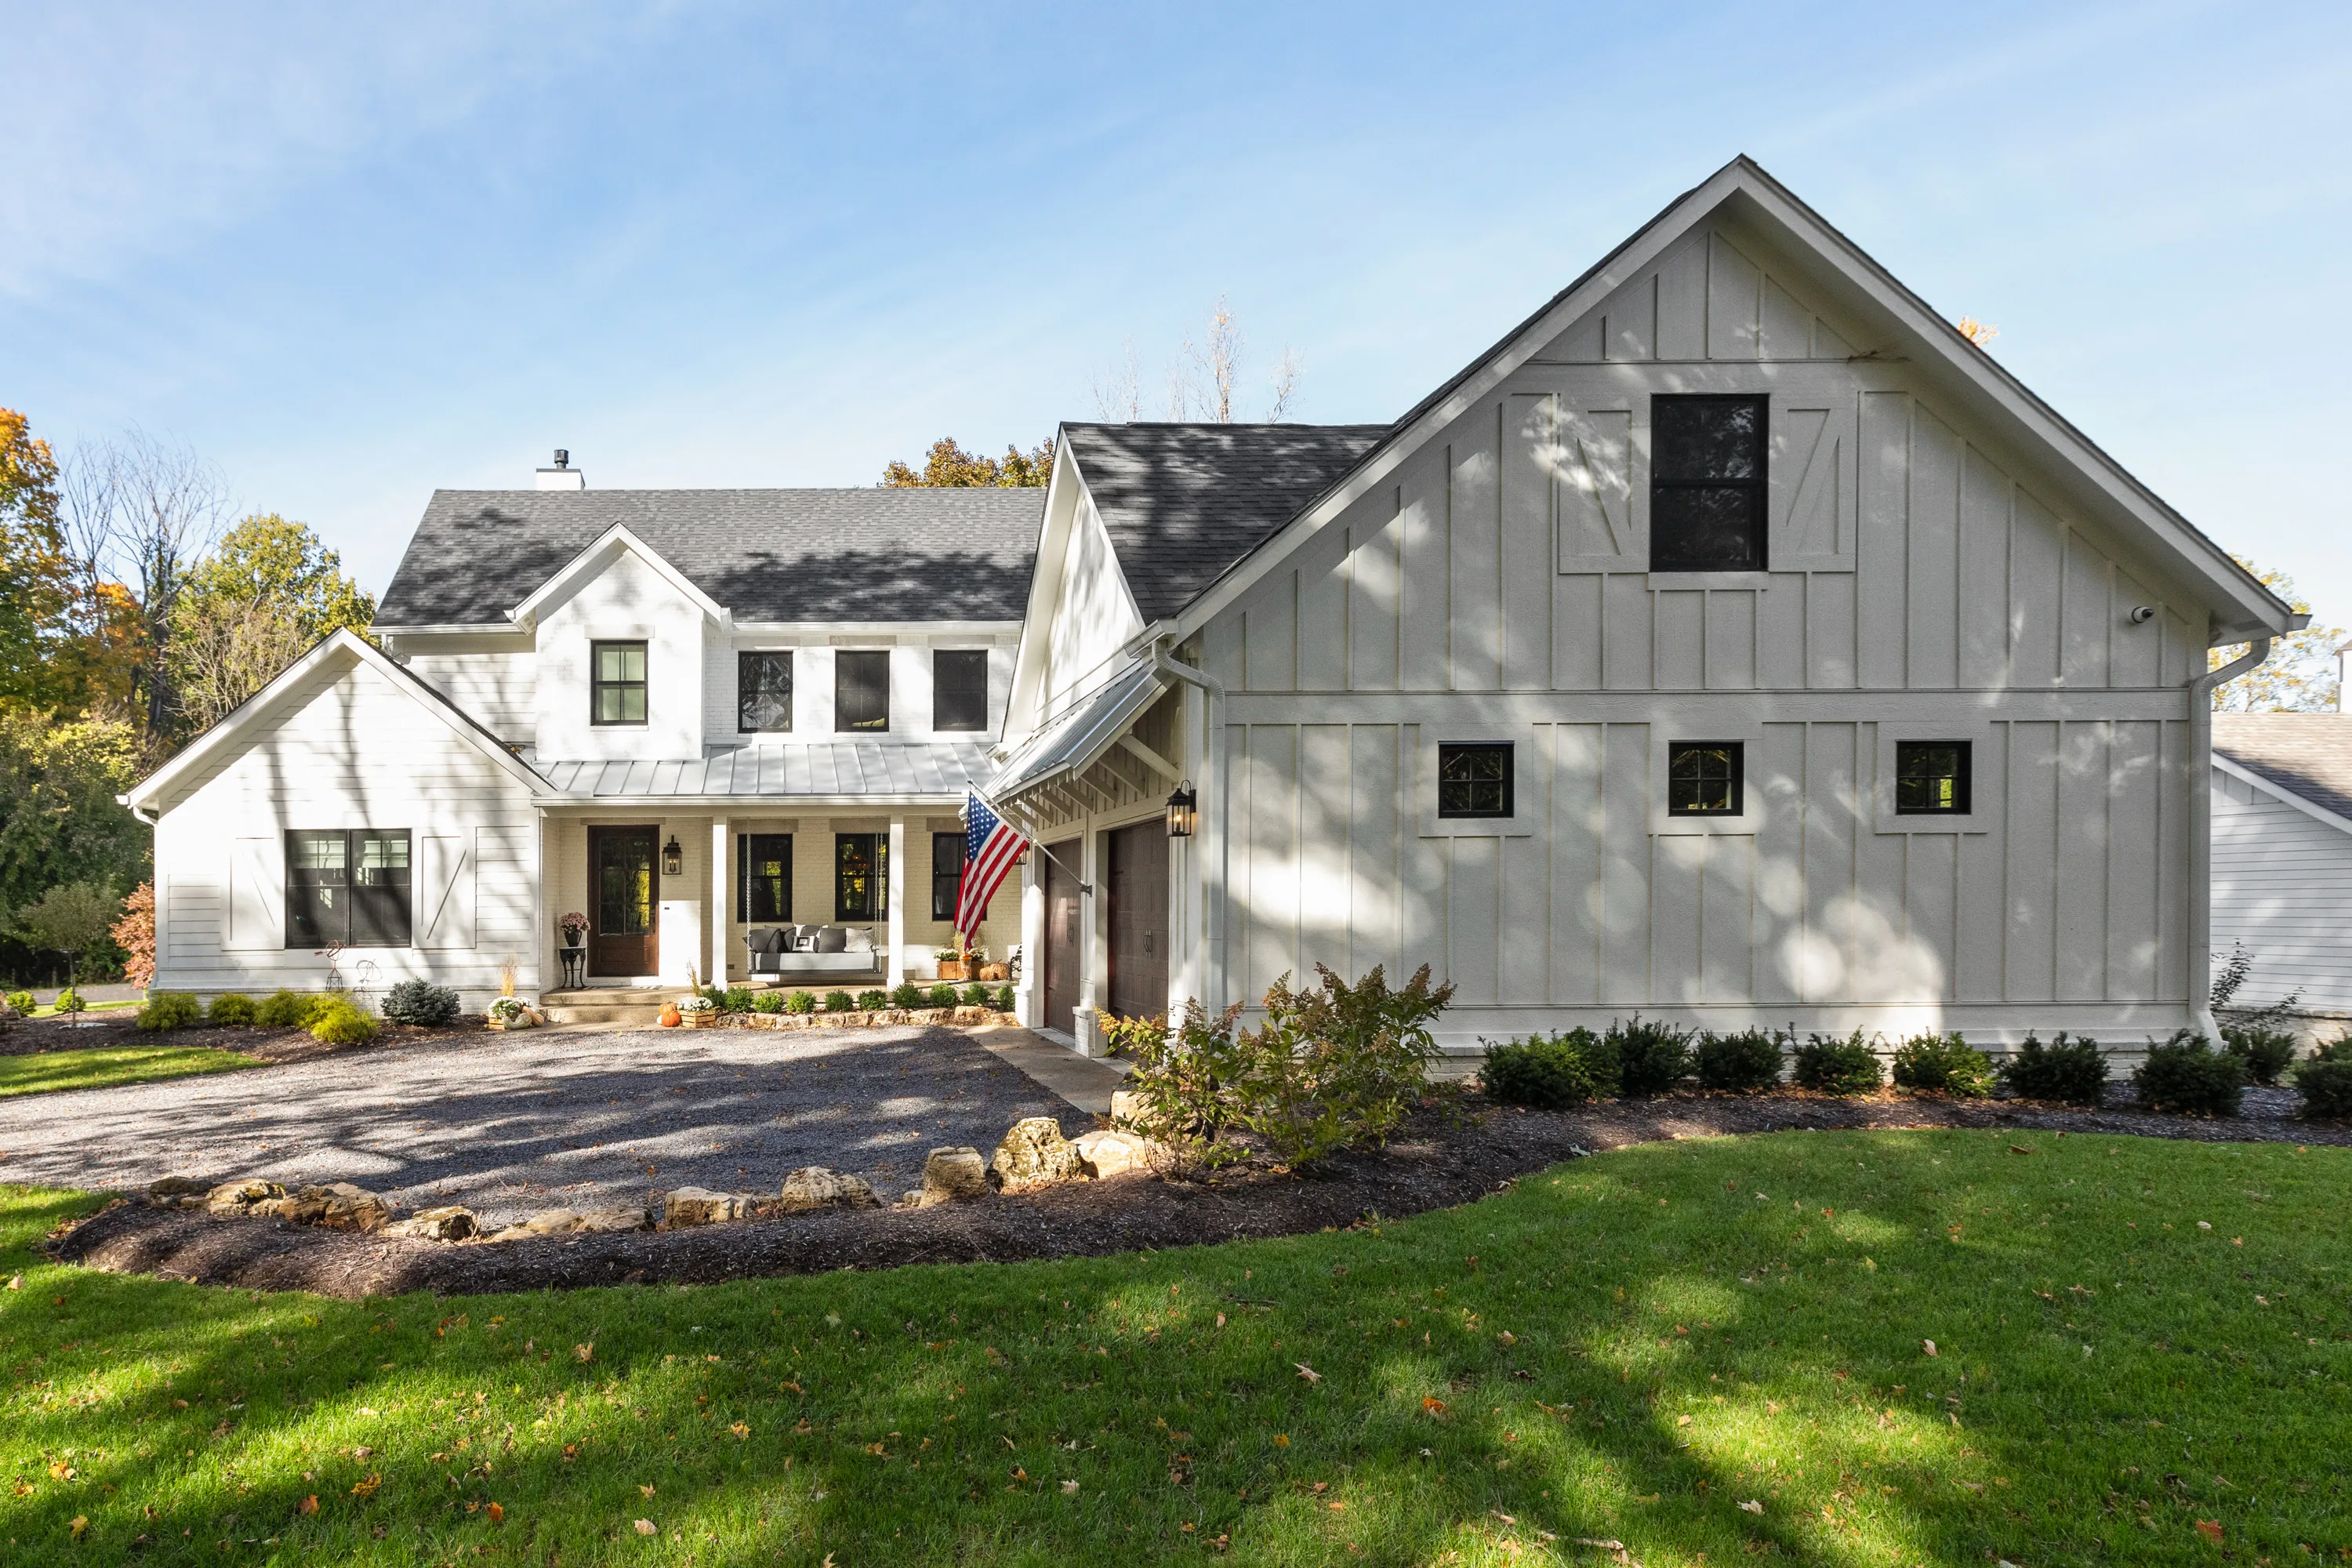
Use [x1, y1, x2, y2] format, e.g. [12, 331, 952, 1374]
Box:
[1896, 741, 1972, 815]
[835, 651, 890, 732]
[739, 652, 793, 732]
[1651, 395, 1767, 572]
[591, 640, 648, 726]
[1667, 742, 1744, 816]
[286, 829, 411, 947]
[1437, 742, 1513, 818]
[933, 649, 987, 732]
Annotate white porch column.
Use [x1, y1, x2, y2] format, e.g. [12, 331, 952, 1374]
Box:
[1074, 825, 1105, 1055]
[710, 818, 729, 989]
[885, 814, 907, 989]
[1018, 849, 1043, 1028]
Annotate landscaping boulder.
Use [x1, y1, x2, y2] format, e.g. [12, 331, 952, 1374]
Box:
[1073, 1128, 1159, 1179]
[205, 1178, 286, 1216]
[518, 1209, 586, 1235]
[1108, 1088, 1152, 1124]
[918, 1146, 989, 1207]
[576, 1205, 655, 1234]
[991, 1116, 1083, 1189]
[387, 1206, 479, 1241]
[284, 1182, 392, 1232]
[778, 1167, 881, 1213]
[146, 1175, 216, 1209]
[664, 1187, 751, 1226]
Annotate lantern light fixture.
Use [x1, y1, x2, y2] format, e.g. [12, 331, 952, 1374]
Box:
[1165, 781, 1198, 839]
[662, 834, 684, 876]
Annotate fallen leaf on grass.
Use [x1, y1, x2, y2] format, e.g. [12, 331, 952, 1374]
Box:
[1295, 1363, 1323, 1384]
[730, 1423, 750, 1439]
[634, 1519, 657, 1536]
[2008, 1145, 2034, 1155]
[639, 1485, 655, 1499]
[48, 1461, 74, 1481]
[488, 1503, 504, 1524]
[1061, 1479, 1079, 1495]
[350, 1475, 380, 1498]
[1272, 1434, 1290, 1447]
[573, 1343, 593, 1363]
[69, 1517, 87, 1538]
[298, 1497, 318, 1516]
[1423, 1397, 1448, 1414]
[1737, 1500, 1764, 1514]
[2, 1276, 17, 1290]
[2196, 1521, 2224, 1543]
[1922, 1340, 1938, 1357]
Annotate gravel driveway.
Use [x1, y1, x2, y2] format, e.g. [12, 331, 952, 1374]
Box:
[0, 1025, 1073, 1224]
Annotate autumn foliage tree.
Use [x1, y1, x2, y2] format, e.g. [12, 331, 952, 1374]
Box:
[880, 437, 1054, 488]
[2211, 556, 2346, 711]
[111, 880, 156, 989]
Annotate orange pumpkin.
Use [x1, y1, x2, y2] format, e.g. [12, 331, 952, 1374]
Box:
[659, 1003, 682, 1028]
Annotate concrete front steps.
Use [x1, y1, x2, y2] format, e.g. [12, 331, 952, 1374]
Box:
[537, 989, 677, 1027]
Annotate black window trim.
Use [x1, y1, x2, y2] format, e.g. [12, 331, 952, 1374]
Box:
[834, 649, 891, 733]
[1436, 741, 1515, 819]
[834, 831, 888, 923]
[285, 826, 412, 949]
[1650, 393, 1769, 574]
[1894, 739, 1973, 816]
[1666, 740, 1746, 818]
[737, 831, 793, 923]
[737, 649, 794, 734]
[590, 638, 649, 728]
[932, 648, 989, 733]
[931, 830, 967, 920]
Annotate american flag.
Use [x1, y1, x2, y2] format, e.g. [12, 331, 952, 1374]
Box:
[954, 790, 1031, 939]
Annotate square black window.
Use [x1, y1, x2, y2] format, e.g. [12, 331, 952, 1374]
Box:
[932, 830, 966, 920]
[285, 828, 410, 947]
[738, 652, 793, 732]
[738, 833, 792, 922]
[835, 832, 887, 921]
[1437, 742, 1514, 818]
[835, 650, 890, 731]
[1668, 742, 1744, 816]
[1651, 395, 1767, 572]
[1895, 741, 1971, 815]
[591, 640, 648, 726]
[933, 649, 987, 732]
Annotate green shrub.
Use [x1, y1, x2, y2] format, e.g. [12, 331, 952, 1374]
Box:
[824, 990, 855, 1013]
[886, 982, 920, 1009]
[994, 983, 1016, 1012]
[926, 984, 960, 1009]
[783, 990, 815, 1015]
[1792, 1030, 1882, 1095]
[255, 989, 327, 1029]
[2292, 1051, 2352, 1120]
[1998, 1033, 2109, 1104]
[5, 990, 33, 1015]
[1483, 1029, 1617, 1108]
[309, 998, 379, 1045]
[1107, 1004, 1251, 1165]
[379, 980, 460, 1026]
[2221, 1025, 2299, 1087]
[1890, 1032, 1994, 1097]
[2132, 1032, 2245, 1116]
[857, 989, 891, 1011]
[53, 987, 85, 1014]
[748, 990, 783, 1014]
[721, 985, 757, 1014]
[134, 992, 203, 1032]
[205, 992, 257, 1026]
[1693, 1029, 1784, 1093]
[1611, 1016, 1690, 1096]
[960, 982, 990, 1007]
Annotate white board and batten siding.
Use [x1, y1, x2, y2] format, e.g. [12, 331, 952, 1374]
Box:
[1203, 220, 2206, 1048]
[152, 655, 542, 1009]
[2209, 765, 2352, 1013]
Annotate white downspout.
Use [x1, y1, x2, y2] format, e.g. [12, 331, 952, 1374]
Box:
[1152, 647, 1227, 1014]
[2188, 636, 2271, 1040]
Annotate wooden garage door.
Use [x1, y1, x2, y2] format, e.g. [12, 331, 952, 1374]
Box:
[1106, 821, 1168, 1022]
[1042, 840, 1081, 1036]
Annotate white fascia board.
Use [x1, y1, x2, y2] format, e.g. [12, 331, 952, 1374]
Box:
[1004, 436, 1087, 739]
[508, 523, 731, 629]
[728, 619, 1020, 637]
[371, 621, 518, 637]
[125, 629, 552, 813]
[1169, 157, 2299, 646]
[2212, 752, 2352, 837]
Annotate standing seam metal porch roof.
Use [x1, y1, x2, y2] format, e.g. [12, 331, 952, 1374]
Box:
[533, 740, 996, 799]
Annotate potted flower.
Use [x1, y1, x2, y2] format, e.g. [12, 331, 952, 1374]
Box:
[487, 996, 536, 1031]
[678, 993, 719, 1029]
[558, 911, 588, 949]
[935, 944, 969, 982]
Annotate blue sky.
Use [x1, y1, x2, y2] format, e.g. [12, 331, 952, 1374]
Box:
[5, 1, 2350, 619]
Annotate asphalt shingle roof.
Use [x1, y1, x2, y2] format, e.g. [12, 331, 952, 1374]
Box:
[1059, 423, 1392, 621]
[2214, 713, 2352, 822]
[376, 488, 1044, 627]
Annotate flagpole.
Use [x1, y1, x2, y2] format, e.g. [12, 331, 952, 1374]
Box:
[963, 778, 1091, 895]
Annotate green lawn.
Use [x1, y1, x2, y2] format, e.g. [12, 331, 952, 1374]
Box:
[0, 1045, 263, 1100]
[1, 1128, 2345, 1566]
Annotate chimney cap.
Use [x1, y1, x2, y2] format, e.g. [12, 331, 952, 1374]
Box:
[553, 448, 569, 468]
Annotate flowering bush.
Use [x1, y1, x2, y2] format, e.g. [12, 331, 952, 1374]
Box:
[679, 993, 717, 1014]
[557, 911, 589, 942]
[487, 996, 530, 1024]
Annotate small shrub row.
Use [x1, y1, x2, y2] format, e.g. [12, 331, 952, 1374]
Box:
[1483, 1025, 2017, 1104]
[2293, 1039, 2352, 1120]
[5, 989, 36, 1015]
[1889, 1033, 1994, 1096]
[2220, 1025, 2298, 1087]
[1791, 1031, 1882, 1095]
[134, 992, 204, 1032]
[2132, 1031, 2245, 1116]
[1996, 1033, 2109, 1104]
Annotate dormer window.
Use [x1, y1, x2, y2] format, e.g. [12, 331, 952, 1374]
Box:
[590, 641, 648, 726]
[836, 651, 889, 732]
[933, 649, 987, 731]
[739, 651, 793, 732]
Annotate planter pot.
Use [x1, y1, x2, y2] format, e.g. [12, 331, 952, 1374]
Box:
[679, 1011, 721, 1029]
[936, 960, 969, 981]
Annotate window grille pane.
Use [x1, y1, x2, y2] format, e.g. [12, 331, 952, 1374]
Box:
[742, 833, 792, 922]
[1650, 395, 1767, 572]
[836, 833, 887, 920]
[933, 831, 966, 920]
[591, 641, 648, 726]
[835, 651, 890, 731]
[1437, 743, 1513, 818]
[1895, 741, 1971, 815]
[739, 652, 793, 731]
[933, 650, 987, 731]
[1667, 742, 1744, 815]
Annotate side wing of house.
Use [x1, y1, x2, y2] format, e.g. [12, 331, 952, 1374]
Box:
[135, 638, 545, 1008]
[2210, 759, 2352, 1013]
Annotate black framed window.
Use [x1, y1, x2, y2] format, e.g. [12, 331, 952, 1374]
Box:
[1437, 743, 1514, 818]
[1651, 395, 1767, 572]
[836, 833, 887, 921]
[285, 829, 410, 947]
[835, 650, 889, 731]
[933, 649, 988, 732]
[738, 833, 793, 922]
[738, 652, 793, 732]
[590, 640, 648, 725]
[932, 831, 966, 920]
[1668, 742, 1744, 816]
[1895, 741, 1972, 815]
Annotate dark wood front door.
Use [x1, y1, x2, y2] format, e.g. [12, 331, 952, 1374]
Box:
[1043, 838, 1081, 1036]
[1107, 821, 1169, 1022]
[589, 826, 659, 977]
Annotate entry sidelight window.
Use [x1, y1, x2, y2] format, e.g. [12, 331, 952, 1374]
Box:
[932, 831, 966, 920]
[1437, 742, 1514, 818]
[285, 828, 411, 947]
[836, 833, 888, 921]
[1667, 742, 1744, 816]
[738, 651, 793, 731]
[1650, 394, 1768, 572]
[591, 640, 648, 726]
[1895, 741, 1972, 815]
[738, 833, 793, 922]
[835, 651, 890, 731]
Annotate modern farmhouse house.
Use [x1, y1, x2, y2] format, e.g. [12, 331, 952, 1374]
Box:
[125, 473, 1040, 1018]
[2209, 712, 2352, 1036]
[983, 158, 2303, 1057]
[125, 158, 2303, 1054]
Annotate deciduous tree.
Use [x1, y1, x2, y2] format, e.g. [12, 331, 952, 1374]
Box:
[2212, 556, 2344, 711]
[880, 437, 1054, 488]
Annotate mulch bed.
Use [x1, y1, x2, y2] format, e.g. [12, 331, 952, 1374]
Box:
[1, 1012, 477, 1066]
[49, 1087, 2350, 1299]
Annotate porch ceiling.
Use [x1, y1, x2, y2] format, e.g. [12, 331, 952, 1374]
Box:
[535, 739, 994, 801]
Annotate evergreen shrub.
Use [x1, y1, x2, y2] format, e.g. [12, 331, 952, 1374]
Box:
[1997, 1033, 2109, 1105]
[1890, 1032, 1994, 1097]
[205, 993, 257, 1026]
[2132, 1032, 2245, 1116]
[134, 992, 202, 1032]
[1693, 1028, 1784, 1093]
[379, 981, 460, 1026]
[1792, 1030, 1882, 1095]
